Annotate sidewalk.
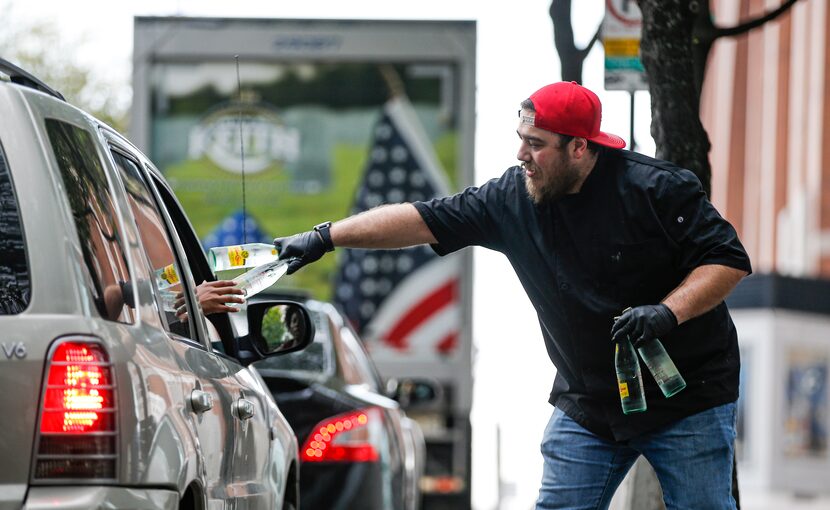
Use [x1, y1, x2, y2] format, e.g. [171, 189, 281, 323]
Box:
[742, 492, 830, 510]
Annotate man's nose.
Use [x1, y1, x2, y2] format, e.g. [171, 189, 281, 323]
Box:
[517, 142, 530, 162]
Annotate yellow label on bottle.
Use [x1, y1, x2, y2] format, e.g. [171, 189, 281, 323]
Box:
[161, 264, 179, 285]
[619, 382, 629, 398]
[228, 246, 245, 267]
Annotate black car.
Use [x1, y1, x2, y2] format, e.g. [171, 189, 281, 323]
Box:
[243, 292, 427, 510]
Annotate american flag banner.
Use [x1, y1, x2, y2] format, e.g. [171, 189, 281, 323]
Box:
[333, 97, 463, 357]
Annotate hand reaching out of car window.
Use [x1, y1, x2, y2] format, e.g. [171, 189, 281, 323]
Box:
[175, 280, 245, 321]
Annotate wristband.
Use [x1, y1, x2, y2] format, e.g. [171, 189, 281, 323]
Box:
[313, 221, 335, 252]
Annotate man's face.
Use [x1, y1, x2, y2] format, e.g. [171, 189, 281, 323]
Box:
[516, 109, 581, 204]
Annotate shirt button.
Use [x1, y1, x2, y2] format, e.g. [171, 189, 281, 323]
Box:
[677, 216, 684, 223]
[560, 283, 570, 291]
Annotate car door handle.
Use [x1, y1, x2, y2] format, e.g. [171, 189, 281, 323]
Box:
[233, 398, 255, 421]
[190, 389, 213, 414]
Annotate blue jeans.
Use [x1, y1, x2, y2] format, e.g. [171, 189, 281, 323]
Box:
[536, 403, 737, 510]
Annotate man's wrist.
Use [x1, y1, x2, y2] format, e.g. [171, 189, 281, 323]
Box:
[657, 303, 678, 327]
[313, 221, 335, 252]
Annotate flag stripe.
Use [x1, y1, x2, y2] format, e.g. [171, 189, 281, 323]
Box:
[393, 302, 461, 353]
[384, 279, 458, 347]
[436, 332, 459, 355]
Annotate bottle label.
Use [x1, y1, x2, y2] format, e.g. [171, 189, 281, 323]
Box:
[619, 382, 629, 398]
[160, 264, 179, 285]
[228, 246, 245, 267]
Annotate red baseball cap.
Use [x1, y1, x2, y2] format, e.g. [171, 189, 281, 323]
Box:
[522, 81, 626, 149]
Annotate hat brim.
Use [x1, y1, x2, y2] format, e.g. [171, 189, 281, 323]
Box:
[589, 131, 626, 149]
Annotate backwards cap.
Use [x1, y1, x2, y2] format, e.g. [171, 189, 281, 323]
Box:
[522, 81, 626, 149]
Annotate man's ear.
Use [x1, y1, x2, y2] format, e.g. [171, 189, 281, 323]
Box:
[571, 137, 589, 158]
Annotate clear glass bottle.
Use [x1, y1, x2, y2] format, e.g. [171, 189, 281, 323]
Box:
[209, 243, 278, 272]
[232, 259, 289, 299]
[637, 338, 686, 397]
[615, 338, 647, 414]
[159, 288, 179, 313]
[154, 263, 180, 291]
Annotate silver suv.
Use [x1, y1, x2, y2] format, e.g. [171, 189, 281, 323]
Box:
[0, 58, 312, 510]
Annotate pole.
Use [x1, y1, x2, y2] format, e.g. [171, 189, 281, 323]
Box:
[629, 90, 637, 152]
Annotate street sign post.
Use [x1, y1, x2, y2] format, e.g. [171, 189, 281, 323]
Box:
[602, 0, 648, 91]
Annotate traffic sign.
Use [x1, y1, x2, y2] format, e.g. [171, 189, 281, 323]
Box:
[602, 0, 648, 91]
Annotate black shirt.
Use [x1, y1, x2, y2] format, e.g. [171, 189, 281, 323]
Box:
[413, 149, 752, 441]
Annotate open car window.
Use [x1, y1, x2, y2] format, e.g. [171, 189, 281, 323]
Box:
[147, 166, 236, 354]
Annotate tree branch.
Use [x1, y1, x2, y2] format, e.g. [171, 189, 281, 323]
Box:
[551, 0, 577, 54]
[714, 0, 800, 39]
[578, 25, 602, 59]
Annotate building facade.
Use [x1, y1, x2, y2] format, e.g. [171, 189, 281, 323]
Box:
[703, 0, 830, 277]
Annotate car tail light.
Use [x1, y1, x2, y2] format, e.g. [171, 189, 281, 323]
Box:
[301, 407, 383, 463]
[33, 339, 117, 480]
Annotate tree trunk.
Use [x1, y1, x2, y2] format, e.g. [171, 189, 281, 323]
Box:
[637, 0, 712, 195]
[549, 0, 600, 84]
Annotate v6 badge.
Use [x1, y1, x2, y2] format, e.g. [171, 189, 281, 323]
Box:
[2, 342, 27, 360]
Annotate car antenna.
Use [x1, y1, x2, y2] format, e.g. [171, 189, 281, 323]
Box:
[235, 54, 248, 244]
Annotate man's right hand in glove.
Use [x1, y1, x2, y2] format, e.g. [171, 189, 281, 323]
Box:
[274, 223, 334, 275]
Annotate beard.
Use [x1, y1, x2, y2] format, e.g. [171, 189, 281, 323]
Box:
[523, 156, 582, 204]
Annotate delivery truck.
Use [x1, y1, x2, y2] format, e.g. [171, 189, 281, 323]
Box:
[132, 16, 477, 509]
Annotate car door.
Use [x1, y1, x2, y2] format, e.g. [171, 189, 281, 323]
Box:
[330, 307, 409, 508]
[104, 139, 246, 509]
[147, 161, 286, 509]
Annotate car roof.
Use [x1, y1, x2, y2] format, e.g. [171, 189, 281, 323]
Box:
[0, 57, 65, 101]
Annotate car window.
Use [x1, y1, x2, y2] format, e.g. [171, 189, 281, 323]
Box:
[334, 318, 381, 391]
[146, 169, 231, 353]
[253, 307, 333, 376]
[0, 140, 30, 314]
[46, 119, 133, 324]
[340, 321, 384, 391]
[110, 149, 196, 341]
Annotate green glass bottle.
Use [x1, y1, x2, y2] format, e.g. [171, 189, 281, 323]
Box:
[637, 338, 686, 397]
[615, 338, 647, 414]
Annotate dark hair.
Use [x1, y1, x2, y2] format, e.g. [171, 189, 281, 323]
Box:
[520, 99, 602, 155]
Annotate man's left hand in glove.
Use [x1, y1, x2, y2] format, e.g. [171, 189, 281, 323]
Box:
[610, 304, 678, 348]
[274, 221, 335, 275]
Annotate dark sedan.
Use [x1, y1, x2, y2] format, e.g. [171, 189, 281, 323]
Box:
[247, 293, 426, 510]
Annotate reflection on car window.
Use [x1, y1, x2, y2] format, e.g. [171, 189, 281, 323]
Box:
[339, 322, 383, 392]
[110, 150, 196, 341]
[0, 141, 30, 314]
[253, 308, 332, 375]
[46, 119, 133, 324]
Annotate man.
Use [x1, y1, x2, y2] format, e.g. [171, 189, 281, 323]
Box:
[275, 81, 751, 509]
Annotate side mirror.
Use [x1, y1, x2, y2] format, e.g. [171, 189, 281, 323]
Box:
[235, 300, 314, 365]
[386, 377, 442, 408]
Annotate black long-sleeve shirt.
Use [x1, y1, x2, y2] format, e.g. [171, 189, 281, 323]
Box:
[414, 149, 752, 441]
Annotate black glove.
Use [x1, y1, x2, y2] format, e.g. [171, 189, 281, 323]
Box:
[274, 231, 328, 275]
[610, 304, 677, 348]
